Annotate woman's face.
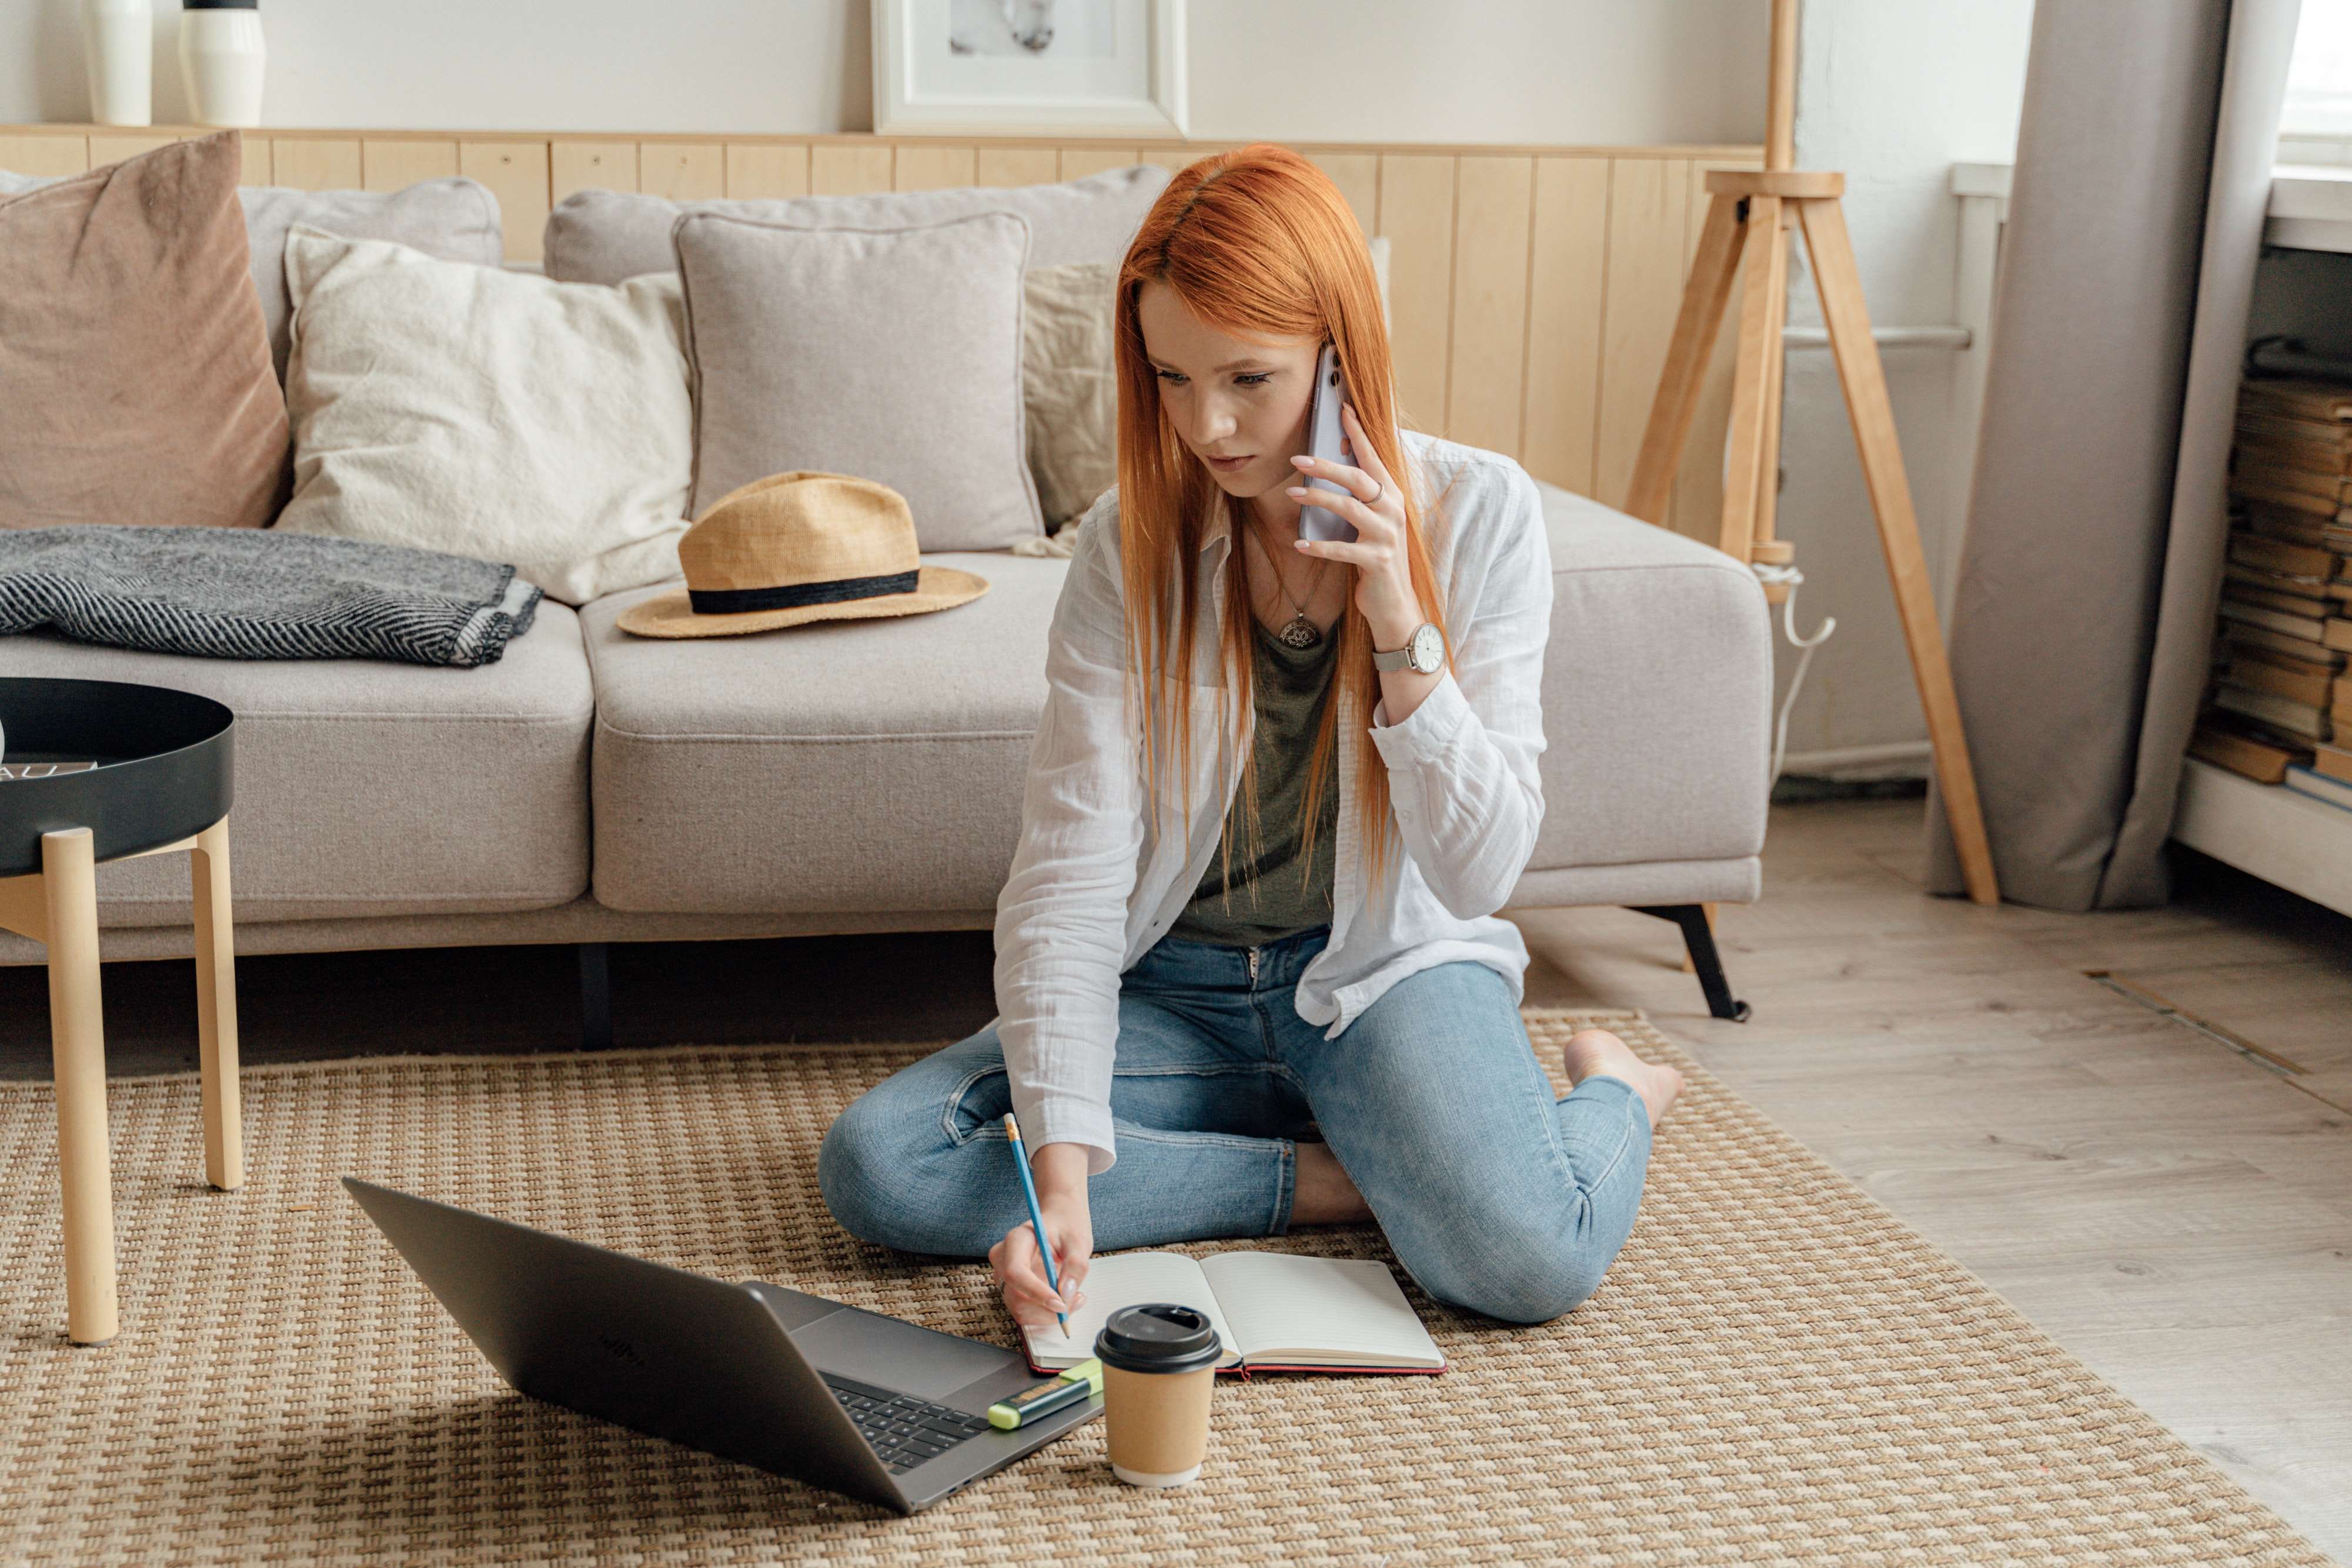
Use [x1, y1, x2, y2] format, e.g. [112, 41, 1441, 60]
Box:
[1137, 280, 1321, 506]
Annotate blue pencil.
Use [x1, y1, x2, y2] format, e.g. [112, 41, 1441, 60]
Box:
[1002, 1113, 1070, 1337]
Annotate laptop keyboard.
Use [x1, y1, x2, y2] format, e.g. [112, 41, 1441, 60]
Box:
[822, 1373, 994, 1473]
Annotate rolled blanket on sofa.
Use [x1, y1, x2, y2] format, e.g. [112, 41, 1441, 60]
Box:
[0, 525, 541, 667]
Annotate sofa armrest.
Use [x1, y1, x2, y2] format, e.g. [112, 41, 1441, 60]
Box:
[1521, 480, 1772, 879]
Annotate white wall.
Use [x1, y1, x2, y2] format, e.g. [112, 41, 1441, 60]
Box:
[1774, 0, 2036, 775]
[0, 0, 1765, 145]
[3, 0, 2030, 780]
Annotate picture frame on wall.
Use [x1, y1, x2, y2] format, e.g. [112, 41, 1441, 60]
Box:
[873, 0, 1188, 139]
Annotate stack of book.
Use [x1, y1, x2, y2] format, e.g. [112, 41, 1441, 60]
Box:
[2191, 377, 2352, 807]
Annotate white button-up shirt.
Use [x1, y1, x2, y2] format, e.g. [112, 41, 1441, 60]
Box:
[992, 430, 1553, 1172]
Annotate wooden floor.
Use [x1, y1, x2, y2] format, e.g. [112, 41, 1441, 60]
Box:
[1516, 799, 2352, 1564]
[3, 797, 2347, 1561]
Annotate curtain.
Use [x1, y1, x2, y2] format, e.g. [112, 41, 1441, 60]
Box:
[1925, 0, 2304, 910]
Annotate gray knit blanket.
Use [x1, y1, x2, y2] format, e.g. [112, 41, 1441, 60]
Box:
[0, 526, 542, 667]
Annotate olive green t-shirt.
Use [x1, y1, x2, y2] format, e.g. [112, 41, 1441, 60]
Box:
[1165, 617, 1342, 947]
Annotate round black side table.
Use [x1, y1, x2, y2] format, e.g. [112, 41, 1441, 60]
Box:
[0, 676, 241, 1346]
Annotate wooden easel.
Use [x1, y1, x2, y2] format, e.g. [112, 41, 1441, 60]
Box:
[1625, 0, 2000, 905]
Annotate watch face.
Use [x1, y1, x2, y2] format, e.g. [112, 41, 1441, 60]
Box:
[1409, 623, 1444, 673]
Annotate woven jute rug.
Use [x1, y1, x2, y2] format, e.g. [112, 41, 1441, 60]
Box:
[0, 1011, 2327, 1566]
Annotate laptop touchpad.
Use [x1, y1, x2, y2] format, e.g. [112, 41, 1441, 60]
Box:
[790, 1308, 1018, 1402]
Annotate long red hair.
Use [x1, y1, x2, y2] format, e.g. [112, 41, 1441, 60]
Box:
[1112, 143, 1454, 900]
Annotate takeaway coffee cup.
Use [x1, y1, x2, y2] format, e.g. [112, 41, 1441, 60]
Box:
[1094, 1302, 1223, 1487]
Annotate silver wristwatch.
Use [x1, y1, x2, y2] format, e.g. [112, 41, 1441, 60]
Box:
[1373, 623, 1445, 675]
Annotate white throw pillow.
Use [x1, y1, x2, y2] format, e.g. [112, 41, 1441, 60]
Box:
[276, 226, 693, 605]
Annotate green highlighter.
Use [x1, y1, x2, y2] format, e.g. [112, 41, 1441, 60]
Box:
[988, 1358, 1104, 1430]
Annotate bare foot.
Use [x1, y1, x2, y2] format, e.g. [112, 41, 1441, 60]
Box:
[1290, 1139, 1374, 1225]
[1562, 1028, 1685, 1132]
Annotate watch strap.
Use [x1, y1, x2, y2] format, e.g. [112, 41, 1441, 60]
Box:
[1374, 623, 1441, 674]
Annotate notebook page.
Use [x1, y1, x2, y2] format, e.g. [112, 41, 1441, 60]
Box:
[1200, 1252, 1444, 1368]
[1018, 1251, 1243, 1370]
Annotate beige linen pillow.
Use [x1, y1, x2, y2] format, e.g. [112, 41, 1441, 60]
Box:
[675, 209, 1043, 551]
[0, 132, 288, 531]
[1023, 261, 1121, 529]
[276, 228, 693, 605]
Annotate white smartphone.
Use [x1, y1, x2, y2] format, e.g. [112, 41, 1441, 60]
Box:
[1297, 342, 1357, 543]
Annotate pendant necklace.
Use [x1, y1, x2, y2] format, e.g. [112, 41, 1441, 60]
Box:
[1251, 517, 1331, 648]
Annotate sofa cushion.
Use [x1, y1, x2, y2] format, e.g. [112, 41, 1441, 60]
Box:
[275, 229, 694, 606]
[583, 553, 1064, 914]
[543, 164, 1170, 285]
[0, 168, 504, 384]
[583, 481, 1770, 917]
[675, 209, 1041, 549]
[4, 609, 595, 925]
[0, 132, 288, 533]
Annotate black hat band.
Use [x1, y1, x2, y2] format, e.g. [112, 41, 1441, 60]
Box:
[687, 568, 920, 616]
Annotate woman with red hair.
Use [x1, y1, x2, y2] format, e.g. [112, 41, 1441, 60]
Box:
[821, 144, 1685, 1327]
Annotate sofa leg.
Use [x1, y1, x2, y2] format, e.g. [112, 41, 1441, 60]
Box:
[577, 942, 613, 1051]
[1630, 905, 1752, 1023]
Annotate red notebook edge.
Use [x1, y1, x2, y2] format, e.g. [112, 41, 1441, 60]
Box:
[1024, 1352, 1448, 1379]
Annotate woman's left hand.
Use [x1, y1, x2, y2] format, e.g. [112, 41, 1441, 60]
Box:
[1287, 402, 1424, 648]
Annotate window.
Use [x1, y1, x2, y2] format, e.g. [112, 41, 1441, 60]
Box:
[2282, 3, 2352, 161]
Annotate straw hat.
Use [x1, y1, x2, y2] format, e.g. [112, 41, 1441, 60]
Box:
[618, 471, 989, 638]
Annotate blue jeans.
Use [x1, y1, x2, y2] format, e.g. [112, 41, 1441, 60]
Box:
[818, 925, 1653, 1323]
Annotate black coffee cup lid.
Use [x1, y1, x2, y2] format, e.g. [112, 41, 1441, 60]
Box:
[1094, 1303, 1223, 1375]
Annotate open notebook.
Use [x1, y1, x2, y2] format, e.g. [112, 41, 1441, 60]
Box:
[1021, 1251, 1446, 1376]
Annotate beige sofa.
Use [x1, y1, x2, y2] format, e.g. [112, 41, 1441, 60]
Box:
[0, 166, 1774, 1030]
[1, 487, 1770, 1016]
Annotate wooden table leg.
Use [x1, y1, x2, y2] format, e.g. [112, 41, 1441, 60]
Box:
[191, 818, 243, 1192]
[42, 827, 118, 1346]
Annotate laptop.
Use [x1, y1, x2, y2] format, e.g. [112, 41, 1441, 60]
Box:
[342, 1178, 1101, 1515]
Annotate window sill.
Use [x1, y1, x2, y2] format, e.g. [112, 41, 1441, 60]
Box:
[2269, 165, 2352, 253]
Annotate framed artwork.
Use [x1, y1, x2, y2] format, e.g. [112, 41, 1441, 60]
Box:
[873, 0, 1189, 139]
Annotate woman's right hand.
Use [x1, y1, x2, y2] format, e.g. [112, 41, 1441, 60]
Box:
[989, 1141, 1094, 1328]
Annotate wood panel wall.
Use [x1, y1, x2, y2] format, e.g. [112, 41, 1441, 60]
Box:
[0, 126, 1759, 537]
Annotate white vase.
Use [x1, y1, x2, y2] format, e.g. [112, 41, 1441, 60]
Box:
[179, 2, 266, 129]
[81, 0, 153, 128]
